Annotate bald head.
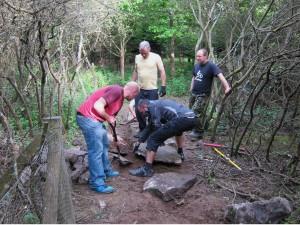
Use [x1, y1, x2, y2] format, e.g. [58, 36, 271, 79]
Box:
[124, 81, 140, 101]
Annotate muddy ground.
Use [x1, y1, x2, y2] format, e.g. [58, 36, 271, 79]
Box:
[71, 98, 300, 224]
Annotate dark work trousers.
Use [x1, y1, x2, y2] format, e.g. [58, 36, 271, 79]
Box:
[135, 89, 159, 131]
[145, 117, 198, 151]
[189, 93, 209, 133]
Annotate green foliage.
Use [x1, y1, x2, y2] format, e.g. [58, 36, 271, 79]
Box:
[63, 67, 128, 137]
[167, 75, 190, 97]
[123, 0, 195, 58]
[23, 212, 40, 224]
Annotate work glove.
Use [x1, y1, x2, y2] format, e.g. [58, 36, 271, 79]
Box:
[177, 149, 185, 161]
[133, 142, 140, 153]
[158, 86, 166, 97]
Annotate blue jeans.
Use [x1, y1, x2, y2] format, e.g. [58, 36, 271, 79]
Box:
[76, 115, 113, 187]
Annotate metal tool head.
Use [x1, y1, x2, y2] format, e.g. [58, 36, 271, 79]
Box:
[109, 122, 132, 166]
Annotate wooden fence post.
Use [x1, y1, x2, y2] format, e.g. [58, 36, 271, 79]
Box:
[42, 116, 75, 223]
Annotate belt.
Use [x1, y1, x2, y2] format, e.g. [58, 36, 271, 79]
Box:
[77, 111, 84, 116]
[192, 93, 208, 97]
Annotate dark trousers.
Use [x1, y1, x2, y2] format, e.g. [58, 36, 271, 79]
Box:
[135, 89, 159, 131]
[145, 117, 198, 152]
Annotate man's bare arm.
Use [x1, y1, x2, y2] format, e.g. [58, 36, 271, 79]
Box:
[94, 97, 115, 124]
[217, 73, 231, 94]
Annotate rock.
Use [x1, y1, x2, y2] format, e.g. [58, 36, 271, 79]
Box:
[64, 146, 87, 164]
[99, 200, 106, 209]
[224, 197, 293, 224]
[164, 138, 177, 147]
[71, 156, 87, 182]
[110, 153, 132, 165]
[72, 139, 82, 146]
[135, 143, 182, 165]
[83, 154, 89, 169]
[143, 172, 197, 201]
[129, 123, 139, 136]
[78, 171, 89, 184]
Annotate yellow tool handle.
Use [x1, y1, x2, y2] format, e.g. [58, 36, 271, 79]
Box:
[213, 147, 242, 170]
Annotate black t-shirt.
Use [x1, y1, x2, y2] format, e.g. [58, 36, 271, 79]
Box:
[192, 61, 221, 95]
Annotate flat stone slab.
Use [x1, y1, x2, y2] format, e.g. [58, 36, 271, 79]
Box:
[225, 197, 292, 224]
[135, 143, 182, 165]
[143, 172, 197, 201]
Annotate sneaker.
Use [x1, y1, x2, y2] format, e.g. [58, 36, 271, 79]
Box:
[189, 130, 203, 139]
[106, 170, 120, 178]
[90, 184, 115, 194]
[129, 166, 154, 177]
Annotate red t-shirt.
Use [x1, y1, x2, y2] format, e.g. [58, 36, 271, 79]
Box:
[77, 85, 124, 122]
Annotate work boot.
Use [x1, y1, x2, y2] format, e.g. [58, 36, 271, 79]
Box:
[129, 165, 154, 177]
[106, 170, 120, 178]
[177, 149, 185, 161]
[189, 130, 203, 139]
[89, 184, 115, 194]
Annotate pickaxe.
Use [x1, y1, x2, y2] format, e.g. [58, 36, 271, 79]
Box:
[109, 122, 132, 166]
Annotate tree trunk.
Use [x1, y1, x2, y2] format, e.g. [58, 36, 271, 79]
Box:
[6, 77, 33, 136]
[0, 90, 23, 134]
[120, 44, 125, 80]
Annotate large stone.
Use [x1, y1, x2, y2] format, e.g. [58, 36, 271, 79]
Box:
[64, 146, 87, 164]
[225, 197, 292, 224]
[135, 143, 182, 165]
[143, 172, 197, 201]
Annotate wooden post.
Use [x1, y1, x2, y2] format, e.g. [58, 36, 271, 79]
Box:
[42, 116, 75, 224]
[42, 116, 63, 224]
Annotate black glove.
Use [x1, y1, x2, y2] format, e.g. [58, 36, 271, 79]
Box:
[158, 86, 166, 97]
[177, 149, 185, 161]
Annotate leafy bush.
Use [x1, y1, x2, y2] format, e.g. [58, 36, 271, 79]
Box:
[23, 212, 40, 224]
[167, 75, 190, 96]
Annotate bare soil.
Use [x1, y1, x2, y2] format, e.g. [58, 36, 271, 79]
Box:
[72, 98, 300, 224]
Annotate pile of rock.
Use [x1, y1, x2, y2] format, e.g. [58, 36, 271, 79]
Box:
[64, 146, 89, 184]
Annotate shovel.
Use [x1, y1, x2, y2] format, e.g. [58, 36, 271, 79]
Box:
[109, 122, 132, 166]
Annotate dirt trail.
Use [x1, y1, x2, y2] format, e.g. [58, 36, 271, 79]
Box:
[72, 97, 298, 223]
[72, 125, 229, 224]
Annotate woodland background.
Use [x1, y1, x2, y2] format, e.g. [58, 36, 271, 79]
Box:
[0, 0, 300, 222]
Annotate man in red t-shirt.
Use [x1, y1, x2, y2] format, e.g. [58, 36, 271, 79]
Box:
[76, 81, 140, 193]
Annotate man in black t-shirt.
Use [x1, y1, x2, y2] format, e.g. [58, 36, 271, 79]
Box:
[189, 48, 231, 139]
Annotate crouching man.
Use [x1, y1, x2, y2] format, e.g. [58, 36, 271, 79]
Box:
[129, 99, 198, 177]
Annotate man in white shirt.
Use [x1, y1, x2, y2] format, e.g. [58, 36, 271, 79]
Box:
[132, 41, 167, 136]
